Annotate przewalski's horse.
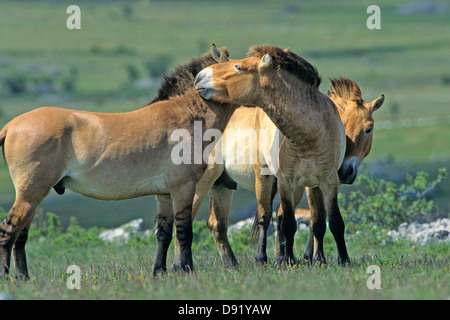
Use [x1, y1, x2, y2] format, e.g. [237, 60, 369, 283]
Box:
[0, 44, 234, 279]
[301, 77, 384, 264]
[173, 77, 383, 267]
[194, 45, 346, 265]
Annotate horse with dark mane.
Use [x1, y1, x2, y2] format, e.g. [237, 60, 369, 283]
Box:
[150, 46, 229, 104]
[0, 45, 234, 278]
[194, 45, 349, 265]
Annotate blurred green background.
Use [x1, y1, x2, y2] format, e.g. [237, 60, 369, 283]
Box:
[0, 0, 448, 229]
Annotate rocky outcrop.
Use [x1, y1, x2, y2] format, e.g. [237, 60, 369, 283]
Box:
[387, 218, 450, 246]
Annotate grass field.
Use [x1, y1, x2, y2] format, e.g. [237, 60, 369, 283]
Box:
[0, 217, 448, 300]
[0, 0, 448, 300]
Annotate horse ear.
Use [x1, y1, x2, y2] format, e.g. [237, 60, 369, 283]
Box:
[260, 53, 272, 68]
[367, 94, 385, 113]
[211, 43, 230, 63]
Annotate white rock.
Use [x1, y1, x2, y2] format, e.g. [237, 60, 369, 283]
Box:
[388, 218, 450, 246]
[99, 219, 143, 243]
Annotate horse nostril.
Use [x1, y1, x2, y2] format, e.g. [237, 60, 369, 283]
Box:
[347, 166, 354, 177]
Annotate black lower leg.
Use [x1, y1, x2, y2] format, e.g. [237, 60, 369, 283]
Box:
[280, 200, 297, 265]
[13, 227, 29, 280]
[153, 217, 173, 275]
[328, 199, 349, 265]
[274, 209, 285, 265]
[311, 219, 327, 264]
[303, 231, 314, 262]
[0, 217, 15, 278]
[255, 225, 268, 263]
[175, 210, 193, 273]
[255, 212, 271, 263]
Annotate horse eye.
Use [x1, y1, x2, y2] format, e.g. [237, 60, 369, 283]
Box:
[234, 64, 242, 72]
[365, 127, 373, 135]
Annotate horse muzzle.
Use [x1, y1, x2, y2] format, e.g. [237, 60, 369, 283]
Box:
[195, 68, 214, 100]
[338, 158, 359, 185]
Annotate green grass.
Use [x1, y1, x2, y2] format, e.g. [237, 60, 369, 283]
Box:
[0, 219, 448, 300]
[371, 123, 450, 162]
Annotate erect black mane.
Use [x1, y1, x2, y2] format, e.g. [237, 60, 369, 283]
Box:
[247, 45, 322, 89]
[148, 47, 230, 104]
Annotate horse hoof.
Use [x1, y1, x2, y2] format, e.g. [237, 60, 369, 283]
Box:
[153, 265, 167, 277]
[255, 253, 267, 264]
[313, 255, 327, 266]
[273, 255, 285, 266]
[338, 256, 351, 266]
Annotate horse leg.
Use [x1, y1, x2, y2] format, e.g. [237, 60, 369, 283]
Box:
[329, 199, 350, 265]
[321, 177, 350, 265]
[153, 195, 174, 275]
[12, 219, 33, 280]
[0, 190, 48, 279]
[171, 182, 196, 273]
[274, 180, 298, 265]
[207, 184, 237, 268]
[172, 165, 224, 270]
[274, 186, 303, 265]
[254, 174, 274, 264]
[273, 204, 285, 265]
[304, 187, 326, 264]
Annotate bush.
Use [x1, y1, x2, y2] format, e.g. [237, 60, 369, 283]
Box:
[2, 65, 79, 95]
[28, 212, 105, 254]
[3, 73, 27, 94]
[145, 54, 172, 78]
[192, 220, 216, 253]
[339, 168, 448, 236]
[125, 63, 140, 84]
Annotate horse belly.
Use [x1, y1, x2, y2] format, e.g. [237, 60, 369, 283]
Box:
[62, 170, 168, 200]
[224, 163, 255, 191]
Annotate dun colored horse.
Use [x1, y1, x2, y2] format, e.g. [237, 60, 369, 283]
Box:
[170, 76, 383, 267]
[194, 45, 357, 265]
[301, 77, 384, 263]
[0, 44, 236, 278]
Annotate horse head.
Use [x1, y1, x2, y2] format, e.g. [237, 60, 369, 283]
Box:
[328, 77, 384, 184]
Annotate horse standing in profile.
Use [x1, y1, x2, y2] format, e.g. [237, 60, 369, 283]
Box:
[0, 44, 235, 278]
[194, 45, 348, 265]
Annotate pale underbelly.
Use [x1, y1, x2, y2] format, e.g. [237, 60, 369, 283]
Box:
[224, 163, 256, 192]
[60, 172, 169, 200]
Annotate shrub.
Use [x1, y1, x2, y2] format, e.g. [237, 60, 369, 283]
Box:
[192, 220, 216, 253]
[339, 168, 448, 236]
[145, 54, 172, 78]
[61, 65, 78, 92]
[4, 73, 27, 94]
[125, 63, 140, 84]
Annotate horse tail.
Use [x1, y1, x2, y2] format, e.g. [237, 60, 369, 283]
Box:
[0, 123, 7, 147]
[250, 177, 278, 243]
[0, 123, 9, 167]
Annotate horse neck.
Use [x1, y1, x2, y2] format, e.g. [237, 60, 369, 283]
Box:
[144, 87, 238, 132]
[258, 82, 329, 150]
